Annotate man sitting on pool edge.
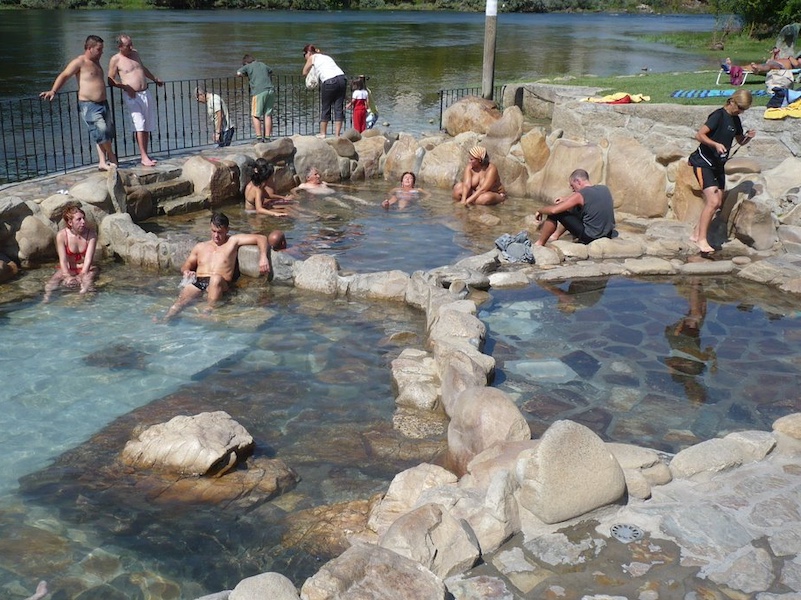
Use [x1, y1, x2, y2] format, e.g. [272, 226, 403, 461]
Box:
[533, 168, 616, 246]
[160, 212, 270, 321]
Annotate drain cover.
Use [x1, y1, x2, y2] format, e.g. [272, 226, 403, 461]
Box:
[610, 523, 644, 543]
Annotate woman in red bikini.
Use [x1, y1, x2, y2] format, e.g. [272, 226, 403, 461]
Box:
[44, 203, 99, 301]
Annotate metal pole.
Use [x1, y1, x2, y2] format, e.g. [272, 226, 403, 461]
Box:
[482, 0, 498, 100]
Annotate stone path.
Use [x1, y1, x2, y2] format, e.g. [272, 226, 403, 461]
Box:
[449, 441, 801, 599]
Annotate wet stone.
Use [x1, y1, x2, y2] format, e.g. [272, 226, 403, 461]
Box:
[560, 350, 601, 378]
[444, 574, 515, 600]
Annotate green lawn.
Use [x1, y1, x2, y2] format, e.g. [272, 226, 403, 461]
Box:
[533, 70, 772, 106]
[524, 31, 776, 107]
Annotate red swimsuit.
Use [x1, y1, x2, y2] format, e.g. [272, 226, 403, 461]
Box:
[64, 231, 87, 275]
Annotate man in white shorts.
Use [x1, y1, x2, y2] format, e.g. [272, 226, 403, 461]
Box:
[108, 34, 163, 167]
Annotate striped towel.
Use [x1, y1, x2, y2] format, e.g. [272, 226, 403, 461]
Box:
[671, 89, 769, 99]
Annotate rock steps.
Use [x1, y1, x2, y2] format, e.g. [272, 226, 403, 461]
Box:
[120, 164, 207, 218]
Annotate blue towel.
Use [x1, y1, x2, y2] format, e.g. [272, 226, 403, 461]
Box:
[671, 89, 769, 99]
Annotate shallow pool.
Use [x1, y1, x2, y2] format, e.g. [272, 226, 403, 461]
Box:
[2, 184, 801, 597]
[483, 276, 801, 452]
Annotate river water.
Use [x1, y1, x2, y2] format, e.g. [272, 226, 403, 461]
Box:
[1, 10, 717, 133]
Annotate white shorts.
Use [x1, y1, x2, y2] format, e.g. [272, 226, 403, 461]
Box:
[124, 89, 155, 132]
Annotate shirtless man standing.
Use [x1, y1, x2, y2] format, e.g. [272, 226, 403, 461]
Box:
[40, 35, 118, 171]
[452, 145, 507, 205]
[108, 34, 163, 167]
[161, 212, 270, 321]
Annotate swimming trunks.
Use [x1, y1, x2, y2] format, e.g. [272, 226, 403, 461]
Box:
[193, 277, 211, 292]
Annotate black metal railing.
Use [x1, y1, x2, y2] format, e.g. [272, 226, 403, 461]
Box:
[438, 85, 506, 129]
[0, 74, 333, 185]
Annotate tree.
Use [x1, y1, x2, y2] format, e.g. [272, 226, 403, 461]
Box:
[714, 0, 785, 37]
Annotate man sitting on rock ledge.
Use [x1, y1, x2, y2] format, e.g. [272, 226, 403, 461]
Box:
[159, 212, 269, 321]
[534, 169, 616, 246]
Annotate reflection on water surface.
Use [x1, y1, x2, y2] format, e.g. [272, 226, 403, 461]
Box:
[484, 276, 801, 453]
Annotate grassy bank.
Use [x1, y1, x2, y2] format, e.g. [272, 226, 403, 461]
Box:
[642, 31, 775, 66]
[535, 70, 772, 106]
[529, 32, 778, 107]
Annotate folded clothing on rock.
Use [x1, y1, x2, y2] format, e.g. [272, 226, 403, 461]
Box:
[580, 92, 650, 104]
[764, 96, 801, 119]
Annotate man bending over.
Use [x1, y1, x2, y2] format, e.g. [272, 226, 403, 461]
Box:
[161, 212, 269, 321]
[534, 169, 616, 246]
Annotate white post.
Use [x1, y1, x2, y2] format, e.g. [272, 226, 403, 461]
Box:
[482, 0, 498, 100]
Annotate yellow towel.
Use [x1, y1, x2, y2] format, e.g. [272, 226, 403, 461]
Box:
[580, 92, 651, 103]
[764, 97, 801, 119]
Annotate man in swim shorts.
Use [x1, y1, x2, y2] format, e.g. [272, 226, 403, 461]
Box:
[108, 34, 164, 167]
[40, 35, 118, 171]
[161, 212, 270, 321]
[237, 54, 276, 142]
[534, 169, 616, 245]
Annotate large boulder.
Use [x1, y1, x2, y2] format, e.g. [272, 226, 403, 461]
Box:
[15, 214, 56, 265]
[418, 139, 468, 190]
[447, 387, 530, 475]
[121, 411, 254, 477]
[353, 135, 389, 180]
[383, 134, 424, 182]
[518, 127, 551, 174]
[606, 133, 668, 217]
[732, 197, 779, 251]
[442, 96, 502, 136]
[292, 136, 342, 183]
[671, 160, 703, 223]
[379, 503, 480, 578]
[515, 420, 625, 524]
[293, 254, 340, 295]
[230, 572, 299, 600]
[69, 173, 115, 213]
[181, 156, 240, 206]
[99, 213, 163, 270]
[368, 463, 457, 536]
[300, 542, 447, 600]
[527, 138, 603, 201]
[256, 137, 296, 164]
[483, 106, 524, 158]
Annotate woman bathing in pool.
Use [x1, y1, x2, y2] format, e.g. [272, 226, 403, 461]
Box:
[44, 203, 99, 301]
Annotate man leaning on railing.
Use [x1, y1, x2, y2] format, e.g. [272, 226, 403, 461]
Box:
[40, 34, 118, 172]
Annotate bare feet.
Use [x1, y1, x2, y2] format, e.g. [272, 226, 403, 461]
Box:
[694, 240, 715, 254]
[98, 162, 117, 172]
[25, 580, 48, 600]
[140, 158, 157, 167]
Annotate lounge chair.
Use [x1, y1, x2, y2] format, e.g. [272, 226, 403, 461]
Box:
[716, 63, 755, 86]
